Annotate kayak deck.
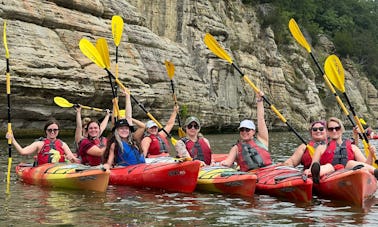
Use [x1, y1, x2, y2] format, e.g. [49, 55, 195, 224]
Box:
[16, 163, 110, 192]
[196, 166, 257, 197]
[251, 165, 313, 203]
[109, 160, 201, 193]
[314, 168, 377, 207]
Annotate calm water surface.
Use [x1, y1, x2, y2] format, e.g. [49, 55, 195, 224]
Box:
[1, 131, 378, 226]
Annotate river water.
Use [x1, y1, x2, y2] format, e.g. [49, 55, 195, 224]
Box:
[1, 131, 378, 226]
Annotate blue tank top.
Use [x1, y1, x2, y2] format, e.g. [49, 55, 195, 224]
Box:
[115, 141, 145, 166]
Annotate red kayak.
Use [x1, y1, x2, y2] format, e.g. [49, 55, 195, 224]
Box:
[109, 160, 201, 193]
[313, 168, 377, 207]
[250, 165, 313, 203]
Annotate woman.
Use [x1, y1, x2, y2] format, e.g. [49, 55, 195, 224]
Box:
[141, 105, 178, 157]
[309, 117, 378, 183]
[220, 92, 271, 171]
[175, 116, 212, 165]
[6, 119, 80, 165]
[102, 91, 145, 169]
[77, 119, 107, 166]
[283, 120, 327, 169]
[74, 106, 110, 147]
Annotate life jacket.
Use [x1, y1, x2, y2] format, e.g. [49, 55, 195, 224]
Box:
[320, 139, 355, 166]
[301, 140, 326, 169]
[78, 137, 107, 166]
[115, 140, 145, 166]
[146, 134, 170, 157]
[181, 137, 212, 165]
[36, 138, 65, 165]
[372, 135, 378, 140]
[236, 139, 272, 172]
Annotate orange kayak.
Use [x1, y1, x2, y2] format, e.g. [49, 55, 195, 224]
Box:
[16, 163, 110, 192]
[109, 160, 201, 193]
[196, 166, 257, 197]
[251, 165, 313, 203]
[313, 168, 377, 207]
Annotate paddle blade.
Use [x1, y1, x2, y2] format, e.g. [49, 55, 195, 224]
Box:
[96, 38, 111, 69]
[288, 18, 311, 53]
[54, 97, 74, 108]
[3, 21, 9, 58]
[359, 118, 367, 126]
[79, 38, 106, 68]
[203, 33, 233, 63]
[112, 15, 124, 46]
[165, 60, 175, 79]
[324, 54, 345, 92]
[178, 127, 186, 138]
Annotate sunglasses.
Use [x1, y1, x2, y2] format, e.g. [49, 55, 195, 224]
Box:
[311, 127, 324, 132]
[239, 127, 252, 132]
[47, 128, 59, 133]
[327, 126, 341, 132]
[187, 124, 199, 129]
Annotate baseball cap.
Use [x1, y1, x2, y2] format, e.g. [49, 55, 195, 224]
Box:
[238, 120, 256, 130]
[146, 120, 158, 129]
[184, 116, 201, 127]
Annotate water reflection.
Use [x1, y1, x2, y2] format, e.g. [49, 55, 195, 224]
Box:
[0, 132, 377, 225]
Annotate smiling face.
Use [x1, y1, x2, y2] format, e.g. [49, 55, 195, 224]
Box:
[87, 122, 100, 138]
[310, 122, 327, 142]
[327, 120, 343, 141]
[117, 125, 130, 139]
[239, 127, 255, 141]
[46, 123, 59, 140]
[147, 126, 158, 135]
[186, 122, 200, 137]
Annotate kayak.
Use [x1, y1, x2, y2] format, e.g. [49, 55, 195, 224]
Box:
[16, 163, 110, 192]
[196, 166, 257, 197]
[313, 168, 377, 207]
[251, 165, 313, 203]
[109, 159, 201, 193]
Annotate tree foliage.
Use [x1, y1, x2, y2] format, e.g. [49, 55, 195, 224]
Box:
[246, 0, 378, 88]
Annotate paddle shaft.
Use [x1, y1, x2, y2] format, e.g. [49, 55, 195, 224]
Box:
[114, 78, 175, 140]
[231, 63, 308, 145]
[169, 80, 183, 128]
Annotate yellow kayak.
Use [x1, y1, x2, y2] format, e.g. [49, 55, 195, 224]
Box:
[196, 166, 257, 197]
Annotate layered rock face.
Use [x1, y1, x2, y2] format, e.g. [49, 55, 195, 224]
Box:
[0, 0, 376, 133]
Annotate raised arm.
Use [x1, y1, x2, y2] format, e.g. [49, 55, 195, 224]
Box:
[132, 118, 146, 144]
[99, 109, 111, 135]
[256, 92, 268, 147]
[6, 132, 41, 155]
[75, 106, 83, 144]
[161, 105, 178, 137]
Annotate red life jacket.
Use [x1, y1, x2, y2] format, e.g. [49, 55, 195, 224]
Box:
[182, 138, 212, 165]
[78, 137, 107, 166]
[236, 139, 272, 172]
[372, 135, 378, 140]
[37, 138, 65, 165]
[320, 139, 355, 166]
[301, 140, 326, 169]
[146, 134, 170, 156]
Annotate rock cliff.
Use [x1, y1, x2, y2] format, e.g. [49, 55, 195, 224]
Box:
[0, 0, 377, 133]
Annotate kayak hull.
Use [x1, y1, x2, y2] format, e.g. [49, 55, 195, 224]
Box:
[314, 168, 377, 207]
[109, 160, 201, 193]
[16, 163, 110, 192]
[196, 166, 257, 197]
[251, 165, 313, 203]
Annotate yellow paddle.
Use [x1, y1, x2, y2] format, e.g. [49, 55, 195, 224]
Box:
[111, 15, 124, 80]
[3, 21, 12, 194]
[165, 60, 185, 138]
[324, 55, 377, 165]
[53, 96, 108, 112]
[203, 33, 315, 156]
[288, 18, 376, 165]
[79, 38, 177, 145]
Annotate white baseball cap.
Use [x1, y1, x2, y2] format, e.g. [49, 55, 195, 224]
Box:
[238, 120, 256, 130]
[146, 120, 158, 129]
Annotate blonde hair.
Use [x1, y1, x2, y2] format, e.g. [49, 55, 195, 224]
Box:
[327, 117, 345, 133]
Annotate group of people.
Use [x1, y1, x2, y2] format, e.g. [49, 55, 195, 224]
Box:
[5, 88, 378, 181]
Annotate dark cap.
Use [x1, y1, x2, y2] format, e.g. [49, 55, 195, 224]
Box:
[113, 119, 134, 132]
